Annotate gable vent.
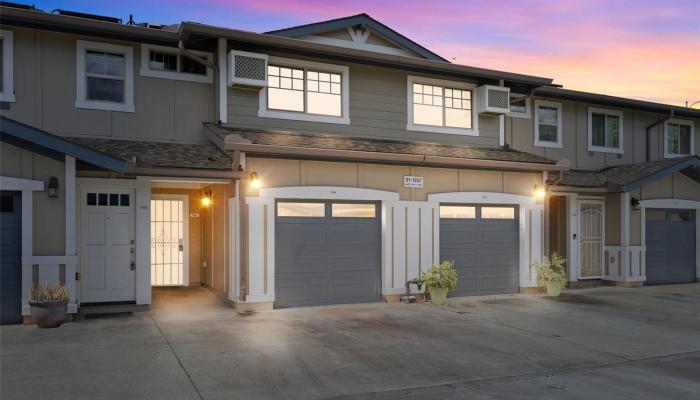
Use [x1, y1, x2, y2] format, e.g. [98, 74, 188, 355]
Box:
[476, 85, 511, 115]
[228, 50, 268, 88]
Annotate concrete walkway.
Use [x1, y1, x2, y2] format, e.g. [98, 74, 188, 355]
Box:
[2, 284, 699, 399]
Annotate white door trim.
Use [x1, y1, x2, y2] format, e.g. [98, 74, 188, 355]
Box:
[639, 199, 700, 280]
[427, 192, 544, 289]
[0, 176, 44, 191]
[247, 186, 399, 303]
[151, 194, 189, 286]
[577, 198, 605, 280]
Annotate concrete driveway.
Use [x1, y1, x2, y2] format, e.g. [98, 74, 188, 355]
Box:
[2, 284, 699, 400]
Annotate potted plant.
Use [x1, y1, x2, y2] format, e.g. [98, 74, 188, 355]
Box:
[29, 283, 69, 328]
[533, 252, 567, 297]
[420, 261, 458, 305]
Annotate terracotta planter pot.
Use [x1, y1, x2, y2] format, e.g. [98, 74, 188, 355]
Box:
[545, 281, 562, 297]
[429, 287, 449, 305]
[29, 299, 68, 328]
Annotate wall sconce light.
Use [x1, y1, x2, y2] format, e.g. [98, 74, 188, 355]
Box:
[631, 197, 640, 211]
[47, 177, 59, 198]
[533, 184, 546, 201]
[201, 190, 211, 207]
[250, 172, 262, 189]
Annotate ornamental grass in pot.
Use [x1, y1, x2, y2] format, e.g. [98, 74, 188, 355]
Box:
[533, 253, 567, 297]
[420, 261, 458, 305]
[29, 283, 69, 328]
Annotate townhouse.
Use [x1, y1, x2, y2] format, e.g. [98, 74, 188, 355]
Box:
[0, 3, 698, 323]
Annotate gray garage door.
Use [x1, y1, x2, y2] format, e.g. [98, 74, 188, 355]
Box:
[645, 209, 696, 285]
[440, 204, 519, 296]
[275, 200, 382, 308]
[1, 192, 23, 325]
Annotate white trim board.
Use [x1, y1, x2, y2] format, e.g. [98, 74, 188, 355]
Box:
[258, 56, 350, 125]
[406, 75, 479, 136]
[0, 176, 44, 191]
[639, 198, 700, 280]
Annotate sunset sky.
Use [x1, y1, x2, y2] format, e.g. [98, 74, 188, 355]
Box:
[34, 0, 700, 107]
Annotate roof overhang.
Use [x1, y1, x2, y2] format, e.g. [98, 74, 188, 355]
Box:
[621, 157, 700, 192]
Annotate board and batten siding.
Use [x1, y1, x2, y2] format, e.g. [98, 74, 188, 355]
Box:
[507, 98, 700, 171]
[227, 53, 501, 146]
[2, 27, 214, 144]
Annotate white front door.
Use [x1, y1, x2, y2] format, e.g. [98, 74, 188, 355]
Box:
[578, 200, 604, 279]
[80, 188, 136, 303]
[150, 195, 188, 286]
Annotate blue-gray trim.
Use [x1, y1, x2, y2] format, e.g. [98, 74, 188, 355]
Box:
[0, 116, 127, 173]
[623, 157, 700, 192]
[265, 14, 447, 62]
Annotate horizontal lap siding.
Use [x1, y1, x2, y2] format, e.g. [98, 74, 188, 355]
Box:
[228, 59, 499, 146]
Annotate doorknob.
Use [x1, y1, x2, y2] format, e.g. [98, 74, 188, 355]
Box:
[130, 261, 136, 271]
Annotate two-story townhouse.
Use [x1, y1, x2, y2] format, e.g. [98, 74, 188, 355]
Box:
[0, 4, 698, 323]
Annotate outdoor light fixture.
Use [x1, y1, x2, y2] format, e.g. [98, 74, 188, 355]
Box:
[631, 197, 640, 211]
[250, 172, 262, 189]
[201, 192, 211, 207]
[533, 184, 546, 201]
[47, 177, 59, 198]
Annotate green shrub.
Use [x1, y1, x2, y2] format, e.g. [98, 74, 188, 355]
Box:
[533, 252, 567, 287]
[420, 261, 458, 291]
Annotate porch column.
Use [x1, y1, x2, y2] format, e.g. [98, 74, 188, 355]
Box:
[65, 156, 78, 312]
[135, 176, 151, 305]
[20, 189, 33, 316]
[245, 196, 274, 302]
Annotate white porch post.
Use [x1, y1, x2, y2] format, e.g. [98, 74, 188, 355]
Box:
[135, 176, 151, 305]
[566, 193, 579, 283]
[218, 37, 228, 124]
[65, 156, 78, 312]
[245, 197, 273, 302]
[20, 189, 33, 315]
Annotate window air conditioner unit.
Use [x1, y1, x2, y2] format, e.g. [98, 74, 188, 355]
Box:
[476, 85, 511, 115]
[228, 50, 268, 88]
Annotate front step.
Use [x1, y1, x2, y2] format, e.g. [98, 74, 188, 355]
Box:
[77, 303, 149, 318]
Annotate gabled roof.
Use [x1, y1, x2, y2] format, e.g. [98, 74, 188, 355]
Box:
[265, 13, 447, 62]
[205, 124, 568, 172]
[551, 157, 700, 192]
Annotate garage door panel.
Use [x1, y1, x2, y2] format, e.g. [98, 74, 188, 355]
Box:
[645, 209, 695, 285]
[275, 201, 381, 308]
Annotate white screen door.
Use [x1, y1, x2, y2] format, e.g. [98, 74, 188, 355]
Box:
[151, 195, 189, 286]
[578, 200, 603, 278]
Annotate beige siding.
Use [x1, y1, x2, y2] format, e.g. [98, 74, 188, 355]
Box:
[605, 193, 621, 246]
[245, 158, 541, 200]
[227, 53, 500, 146]
[508, 97, 700, 170]
[2, 27, 214, 144]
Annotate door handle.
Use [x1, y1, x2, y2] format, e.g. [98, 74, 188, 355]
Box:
[130, 261, 136, 271]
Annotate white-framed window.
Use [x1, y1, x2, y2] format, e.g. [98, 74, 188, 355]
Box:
[258, 56, 349, 124]
[0, 29, 15, 102]
[664, 119, 695, 158]
[75, 40, 134, 113]
[507, 94, 530, 118]
[587, 107, 623, 154]
[406, 75, 478, 136]
[534, 99, 562, 148]
[139, 44, 213, 83]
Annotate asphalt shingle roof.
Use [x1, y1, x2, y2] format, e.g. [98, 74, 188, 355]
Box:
[65, 137, 233, 170]
[208, 125, 557, 165]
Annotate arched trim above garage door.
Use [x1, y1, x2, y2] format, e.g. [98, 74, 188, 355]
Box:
[246, 186, 399, 303]
[639, 198, 700, 282]
[427, 192, 544, 289]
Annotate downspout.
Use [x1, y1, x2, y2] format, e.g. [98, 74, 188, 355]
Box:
[645, 110, 673, 161]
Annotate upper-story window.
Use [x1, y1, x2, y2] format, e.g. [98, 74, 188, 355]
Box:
[140, 44, 213, 83]
[507, 94, 530, 118]
[258, 56, 349, 124]
[587, 107, 623, 154]
[406, 76, 478, 136]
[75, 40, 134, 113]
[0, 29, 15, 102]
[664, 119, 695, 158]
[534, 100, 562, 148]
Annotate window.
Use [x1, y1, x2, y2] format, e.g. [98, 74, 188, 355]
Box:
[587, 107, 623, 154]
[534, 100, 562, 148]
[277, 202, 325, 217]
[331, 203, 376, 218]
[507, 94, 530, 118]
[0, 29, 15, 102]
[407, 76, 478, 135]
[86, 192, 130, 207]
[439, 206, 476, 219]
[76, 40, 134, 112]
[481, 207, 515, 219]
[259, 56, 349, 124]
[664, 119, 695, 158]
[140, 44, 212, 83]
